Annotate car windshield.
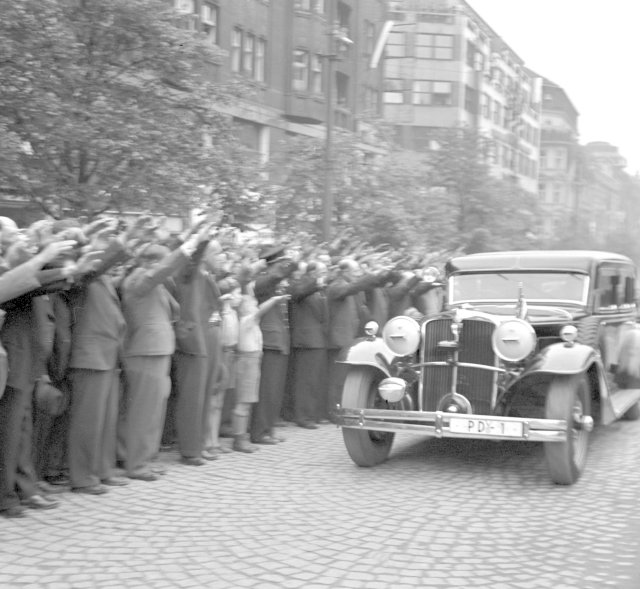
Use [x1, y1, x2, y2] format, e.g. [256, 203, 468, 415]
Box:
[449, 272, 589, 306]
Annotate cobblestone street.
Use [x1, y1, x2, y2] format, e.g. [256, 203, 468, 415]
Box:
[1, 417, 639, 589]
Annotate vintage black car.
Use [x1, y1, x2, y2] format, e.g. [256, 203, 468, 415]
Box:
[335, 250, 640, 485]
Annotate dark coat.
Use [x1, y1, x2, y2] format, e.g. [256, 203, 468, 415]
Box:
[289, 275, 328, 349]
[326, 273, 378, 350]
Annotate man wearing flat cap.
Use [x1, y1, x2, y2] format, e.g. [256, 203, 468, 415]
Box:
[249, 244, 296, 445]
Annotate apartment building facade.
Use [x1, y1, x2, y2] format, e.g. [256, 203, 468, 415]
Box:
[176, 0, 386, 163]
[537, 78, 581, 242]
[381, 0, 541, 194]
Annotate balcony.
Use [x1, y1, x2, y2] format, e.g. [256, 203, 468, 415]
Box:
[541, 128, 577, 143]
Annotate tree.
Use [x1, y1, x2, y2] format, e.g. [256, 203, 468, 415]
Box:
[427, 128, 540, 251]
[0, 0, 255, 218]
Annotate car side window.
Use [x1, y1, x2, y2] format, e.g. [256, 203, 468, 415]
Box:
[595, 265, 636, 312]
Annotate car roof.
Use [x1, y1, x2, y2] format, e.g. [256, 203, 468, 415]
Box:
[446, 250, 634, 274]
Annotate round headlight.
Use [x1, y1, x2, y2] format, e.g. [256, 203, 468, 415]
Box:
[491, 318, 537, 362]
[382, 316, 421, 356]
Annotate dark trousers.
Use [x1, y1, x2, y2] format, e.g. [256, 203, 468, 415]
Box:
[293, 347, 328, 424]
[174, 352, 208, 458]
[0, 385, 31, 511]
[250, 350, 288, 441]
[327, 348, 348, 419]
[68, 368, 119, 489]
[15, 389, 38, 499]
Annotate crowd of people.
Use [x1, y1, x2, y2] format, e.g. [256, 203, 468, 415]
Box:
[0, 213, 445, 518]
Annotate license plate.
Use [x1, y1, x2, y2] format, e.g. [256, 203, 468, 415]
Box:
[449, 417, 524, 438]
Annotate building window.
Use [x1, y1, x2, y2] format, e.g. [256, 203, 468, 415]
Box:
[337, 1, 351, 29]
[416, 34, 454, 59]
[231, 27, 242, 73]
[294, 0, 324, 12]
[310, 54, 323, 94]
[175, 0, 197, 30]
[243, 33, 255, 77]
[255, 38, 266, 83]
[554, 149, 566, 170]
[384, 79, 404, 104]
[466, 41, 476, 68]
[200, 3, 218, 44]
[386, 31, 406, 57]
[336, 71, 349, 107]
[464, 85, 478, 113]
[481, 93, 490, 118]
[412, 80, 453, 106]
[493, 101, 502, 126]
[364, 20, 375, 57]
[292, 49, 309, 91]
[365, 86, 379, 113]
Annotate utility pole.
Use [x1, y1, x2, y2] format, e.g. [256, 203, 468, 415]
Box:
[322, 0, 336, 243]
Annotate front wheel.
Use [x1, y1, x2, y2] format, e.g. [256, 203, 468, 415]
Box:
[341, 367, 395, 467]
[544, 374, 592, 485]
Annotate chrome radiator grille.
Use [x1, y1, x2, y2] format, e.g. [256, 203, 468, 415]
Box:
[422, 317, 497, 413]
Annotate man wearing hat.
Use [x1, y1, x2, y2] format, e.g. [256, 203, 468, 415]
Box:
[250, 244, 296, 445]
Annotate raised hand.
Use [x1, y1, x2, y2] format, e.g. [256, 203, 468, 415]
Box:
[36, 239, 77, 265]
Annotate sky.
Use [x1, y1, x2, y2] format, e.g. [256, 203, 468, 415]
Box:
[467, 0, 640, 175]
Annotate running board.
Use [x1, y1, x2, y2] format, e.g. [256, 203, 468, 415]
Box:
[603, 388, 640, 424]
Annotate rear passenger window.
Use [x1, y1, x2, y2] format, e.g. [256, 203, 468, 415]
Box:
[595, 265, 636, 311]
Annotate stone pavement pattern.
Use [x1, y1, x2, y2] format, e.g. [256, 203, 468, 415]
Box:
[1, 417, 639, 589]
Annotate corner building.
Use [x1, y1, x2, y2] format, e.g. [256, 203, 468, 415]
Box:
[382, 0, 542, 194]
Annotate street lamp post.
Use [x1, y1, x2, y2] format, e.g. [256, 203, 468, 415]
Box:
[322, 49, 335, 243]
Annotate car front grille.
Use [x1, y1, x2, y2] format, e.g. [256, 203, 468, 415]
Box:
[422, 317, 497, 413]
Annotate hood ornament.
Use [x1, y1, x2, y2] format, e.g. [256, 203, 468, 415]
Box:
[516, 282, 528, 320]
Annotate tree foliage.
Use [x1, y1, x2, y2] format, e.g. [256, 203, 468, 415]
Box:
[0, 0, 258, 218]
[263, 124, 540, 254]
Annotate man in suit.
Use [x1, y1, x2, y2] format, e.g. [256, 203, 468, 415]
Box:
[0, 227, 79, 518]
[250, 245, 296, 445]
[289, 261, 329, 428]
[120, 233, 205, 481]
[325, 259, 379, 421]
[66, 227, 132, 495]
[172, 226, 220, 466]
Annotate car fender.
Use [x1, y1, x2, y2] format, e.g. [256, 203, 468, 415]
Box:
[523, 341, 599, 376]
[337, 337, 395, 378]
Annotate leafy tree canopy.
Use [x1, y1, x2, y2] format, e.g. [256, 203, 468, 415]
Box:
[0, 0, 258, 218]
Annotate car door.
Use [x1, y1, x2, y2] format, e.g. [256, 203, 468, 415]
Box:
[594, 262, 637, 373]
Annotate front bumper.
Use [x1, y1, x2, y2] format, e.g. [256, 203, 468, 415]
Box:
[335, 406, 568, 443]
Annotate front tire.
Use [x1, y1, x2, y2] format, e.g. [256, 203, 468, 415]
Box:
[544, 374, 591, 485]
[341, 367, 395, 467]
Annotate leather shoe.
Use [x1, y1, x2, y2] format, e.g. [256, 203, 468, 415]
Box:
[1, 505, 27, 518]
[102, 476, 130, 486]
[72, 484, 108, 495]
[208, 445, 232, 454]
[180, 456, 206, 466]
[150, 464, 168, 475]
[201, 450, 219, 461]
[297, 421, 318, 430]
[270, 433, 286, 442]
[128, 472, 158, 482]
[22, 495, 58, 510]
[37, 480, 68, 494]
[253, 435, 278, 445]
